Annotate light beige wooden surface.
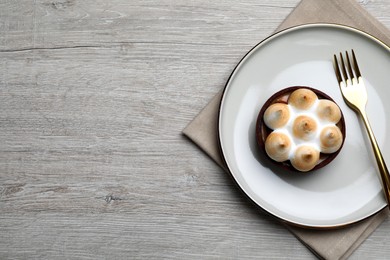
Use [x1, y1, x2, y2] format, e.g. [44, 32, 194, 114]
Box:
[1, 0, 389, 259]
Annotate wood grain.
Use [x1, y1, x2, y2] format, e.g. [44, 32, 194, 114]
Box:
[0, 0, 389, 259]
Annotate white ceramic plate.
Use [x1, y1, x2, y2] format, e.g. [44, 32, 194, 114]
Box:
[218, 24, 390, 228]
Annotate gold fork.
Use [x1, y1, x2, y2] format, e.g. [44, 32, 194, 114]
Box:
[333, 50, 390, 208]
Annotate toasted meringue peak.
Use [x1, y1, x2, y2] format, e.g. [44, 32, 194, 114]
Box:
[291, 145, 320, 172]
[288, 88, 317, 110]
[316, 99, 342, 123]
[263, 103, 290, 129]
[292, 115, 317, 140]
[265, 132, 292, 162]
[320, 125, 343, 153]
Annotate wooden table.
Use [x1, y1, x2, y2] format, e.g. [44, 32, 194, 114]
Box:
[1, 1, 389, 259]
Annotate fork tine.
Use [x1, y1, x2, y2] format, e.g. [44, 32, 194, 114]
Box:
[345, 51, 355, 81]
[333, 54, 343, 84]
[339, 52, 349, 82]
[351, 49, 362, 78]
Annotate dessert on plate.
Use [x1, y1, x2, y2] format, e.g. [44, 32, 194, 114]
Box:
[256, 87, 345, 172]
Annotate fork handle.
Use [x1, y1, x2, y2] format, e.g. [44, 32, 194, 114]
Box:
[359, 109, 390, 208]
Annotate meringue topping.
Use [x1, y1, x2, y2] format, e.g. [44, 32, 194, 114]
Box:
[290, 145, 320, 172]
[288, 88, 317, 110]
[261, 88, 344, 172]
[292, 115, 317, 141]
[263, 103, 290, 129]
[265, 132, 292, 162]
[316, 99, 342, 123]
[320, 125, 343, 154]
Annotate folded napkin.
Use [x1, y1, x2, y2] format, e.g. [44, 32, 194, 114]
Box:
[183, 0, 390, 259]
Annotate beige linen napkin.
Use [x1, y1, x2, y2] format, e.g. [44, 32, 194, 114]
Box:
[183, 0, 390, 259]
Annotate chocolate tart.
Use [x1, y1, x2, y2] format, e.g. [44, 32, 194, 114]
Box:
[256, 86, 346, 172]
